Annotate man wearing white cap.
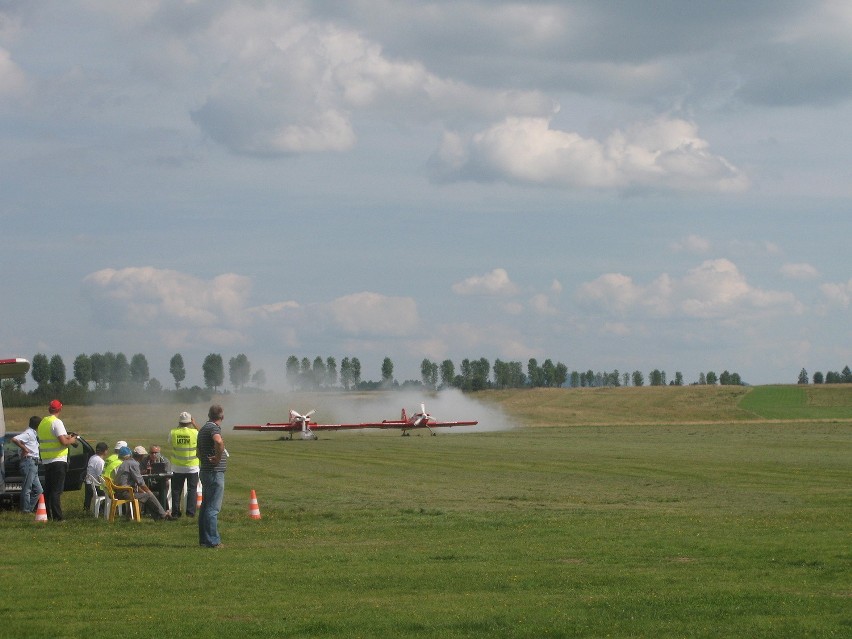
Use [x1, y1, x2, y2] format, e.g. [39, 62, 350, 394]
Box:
[169, 411, 199, 518]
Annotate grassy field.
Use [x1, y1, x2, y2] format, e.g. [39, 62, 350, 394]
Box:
[1, 386, 850, 638]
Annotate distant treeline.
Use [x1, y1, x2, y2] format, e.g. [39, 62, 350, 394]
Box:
[5, 349, 847, 408]
[797, 367, 852, 385]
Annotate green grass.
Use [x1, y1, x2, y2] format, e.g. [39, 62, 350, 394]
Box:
[738, 385, 852, 420]
[1, 390, 850, 638]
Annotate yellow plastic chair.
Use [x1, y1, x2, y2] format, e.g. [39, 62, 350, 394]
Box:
[103, 476, 141, 522]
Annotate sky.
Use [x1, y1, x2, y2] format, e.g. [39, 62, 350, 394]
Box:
[1, 0, 850, 389]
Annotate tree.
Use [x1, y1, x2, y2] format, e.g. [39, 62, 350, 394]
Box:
[527, 359, 543, 387]
[112, 353, 131, 385]
[229, 354, 251, 391]
[674, 371, 684, 386]
[813, 371, 824, 384]
[541, 359, 556, 387]
[797, 368, 808, 384]
[421, 359, 438, 390]
[300, 358, 311, 388]
[202, 353, 224, 391]
[325, 357, 337, 388]
[31, 353, 50, 389]
[554, 363, 568, 388]
[49, 354, 66, 390]
[381, 357, 394, 386]
[251, 369, 267, 388]
[632, 370, 644, 387]
[705, 371, 718, 385]
[90, 353, 107, 390]
[130, 353, 150, 385]
[286, 356, 301, 390]
[312, 357, 326, 389]
[842, 366, 852, 383]
[440, 359, 455, 388]
[170, 353, 186, 390]
[649, 369, 664, 386]
[340, 357, 352, 390]
[351, 357, 361, 388]
[698, 372, 706, 385]
[73, 354, 92, 389]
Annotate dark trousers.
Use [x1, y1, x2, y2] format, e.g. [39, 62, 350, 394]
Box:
[44, 461, 68, 521]
[171, 472, 199, 517]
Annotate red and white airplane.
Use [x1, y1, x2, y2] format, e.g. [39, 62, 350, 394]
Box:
[1, 358, 31, 436]
[233, 404, 478, 439]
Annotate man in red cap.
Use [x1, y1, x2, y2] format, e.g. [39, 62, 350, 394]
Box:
[37, 399, 79, 521]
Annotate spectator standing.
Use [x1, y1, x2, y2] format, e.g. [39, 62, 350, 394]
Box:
[198, 404, 227, 548]
[169, 411, 199, 518]
[11, 416, 43, 513]
[37, 400, 79, 521]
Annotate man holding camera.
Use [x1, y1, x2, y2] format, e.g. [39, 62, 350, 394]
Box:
[37, 399, 79, 521]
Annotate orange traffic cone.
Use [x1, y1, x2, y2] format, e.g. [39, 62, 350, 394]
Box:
[196, 483, 203, 510]
[34, 494, 48, 522]
[248, 489, 261, 520]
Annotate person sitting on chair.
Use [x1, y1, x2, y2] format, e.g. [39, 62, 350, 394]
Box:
[114, 447, 175, 521]
[84, 442, 109, 512]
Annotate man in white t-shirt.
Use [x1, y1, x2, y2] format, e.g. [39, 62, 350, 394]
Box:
[37, 400, 79, 521]
[84, 442, 109, 513]
[12, 416, 43, 513]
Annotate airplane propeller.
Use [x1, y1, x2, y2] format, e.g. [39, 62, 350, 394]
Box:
[289, 409, 317, 440]
[412, 403, 437, 435]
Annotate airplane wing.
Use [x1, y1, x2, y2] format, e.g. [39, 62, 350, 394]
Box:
[0, 358, 30, 379]
[233, 419, 478, 432]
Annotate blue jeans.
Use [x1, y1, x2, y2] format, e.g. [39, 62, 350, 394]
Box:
[20, 456, 43, 513]
[198, 470, 225, 546]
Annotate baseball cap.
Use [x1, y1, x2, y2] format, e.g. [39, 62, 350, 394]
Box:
[179, 411, 192, 424]
[133, 445, 147, 455]
[118, 446, 132, 457]
[49, 399, 63, 411]
[114, 440, 128, 450]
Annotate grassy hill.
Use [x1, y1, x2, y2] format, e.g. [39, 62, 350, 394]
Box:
[480, 384, 852, 426]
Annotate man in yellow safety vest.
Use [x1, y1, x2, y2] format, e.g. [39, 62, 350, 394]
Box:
[37, 399, 79, 521]
[169, 411, 199, 518]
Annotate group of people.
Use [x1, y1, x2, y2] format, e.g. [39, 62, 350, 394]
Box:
[11, 401, 228, 548]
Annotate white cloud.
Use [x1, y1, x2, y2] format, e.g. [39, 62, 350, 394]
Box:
[82, 267, 251, 327]
[577, 259, 799, 320]
[432, 116, 749, 192]
[188, 5, 552, 156]
[671, 234, 711, 254]
[326, 292, 418, 336]
[0, 47, 27, 97]
[819, 279, 852, 308]
[780, 262, 819, 280]
[452, 268, 519, 296]
[530, 293, 557, 316]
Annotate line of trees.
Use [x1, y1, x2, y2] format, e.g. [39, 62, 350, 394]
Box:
[797, 366, 852, 385]
[0, 351, 267, 407]
[12, 348, 815, 408]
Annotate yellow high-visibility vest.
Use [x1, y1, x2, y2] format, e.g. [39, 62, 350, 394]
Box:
[102, 453, 122, 478]
[170, 427, 199, 468]
[37, 415, 68, 462]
